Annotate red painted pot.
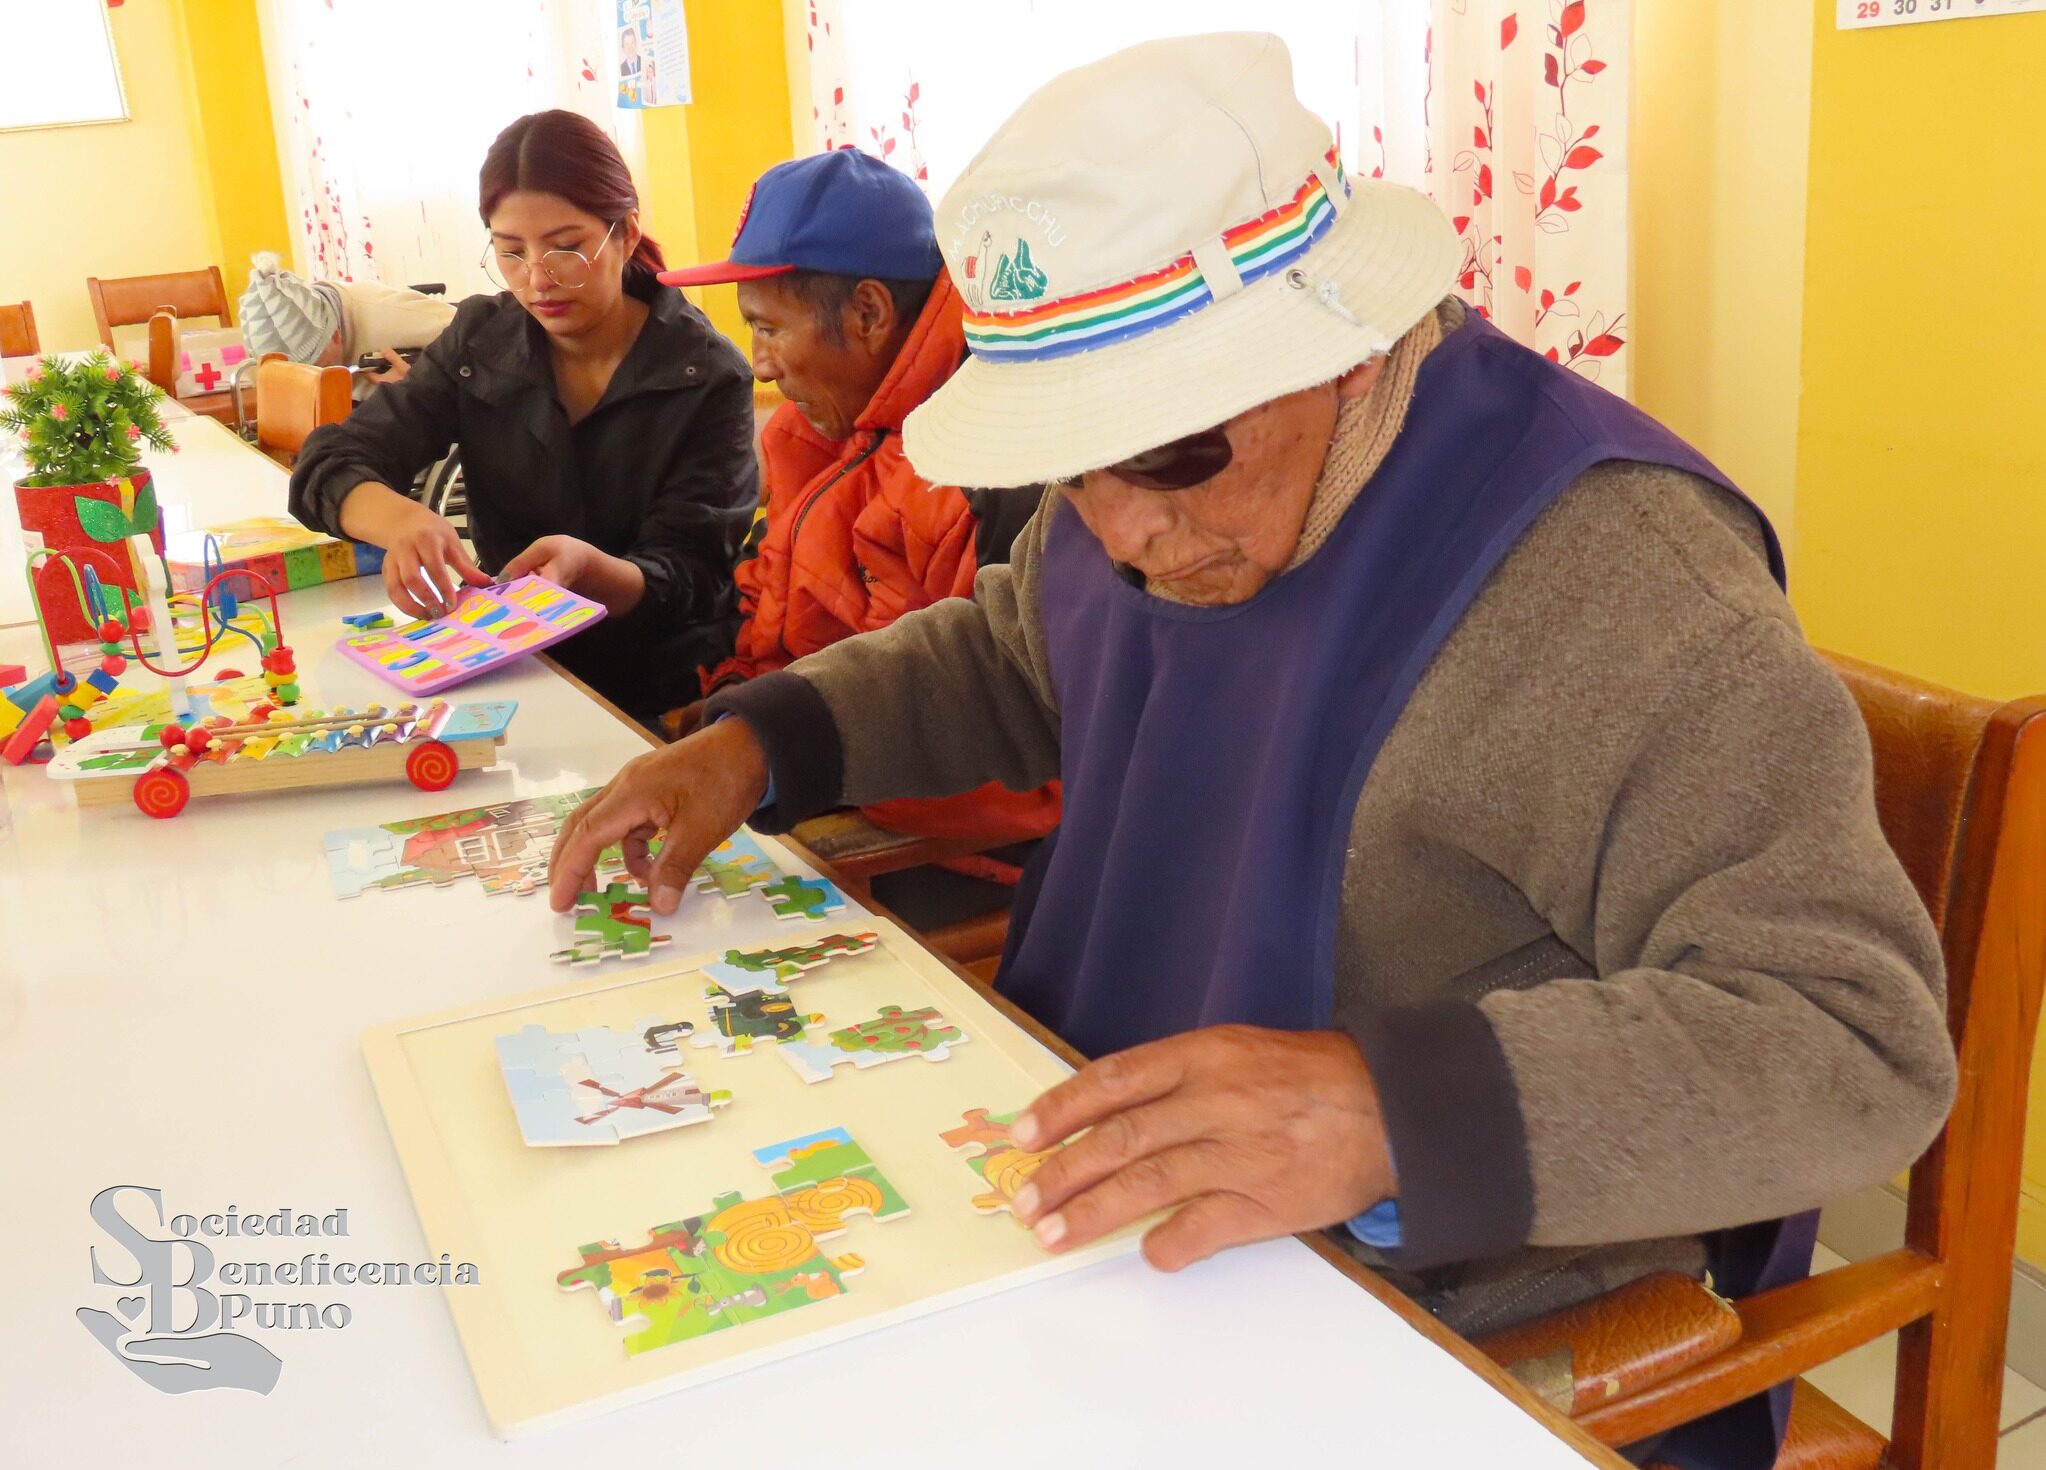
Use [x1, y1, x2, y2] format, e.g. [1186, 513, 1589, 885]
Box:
[14, 468, 165, 644]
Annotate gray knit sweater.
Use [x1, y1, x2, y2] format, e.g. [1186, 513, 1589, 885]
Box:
[708, 304, 1956, 1333]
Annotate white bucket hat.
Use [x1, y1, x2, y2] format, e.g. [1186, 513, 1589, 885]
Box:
[903, 32, 1460, 490]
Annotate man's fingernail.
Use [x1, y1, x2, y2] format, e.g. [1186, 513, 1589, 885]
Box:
[1034, 1212, 1067, 1249]
[652, 886, 680, 911]
[1012, 1184, 1040, 1220]
[1012, 1113, 1042, 1148]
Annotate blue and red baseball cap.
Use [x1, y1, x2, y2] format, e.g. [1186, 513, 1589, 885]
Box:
[658, 150, 943, 287]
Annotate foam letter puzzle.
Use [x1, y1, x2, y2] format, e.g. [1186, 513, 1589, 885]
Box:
[495, 1019, 729, 1146]
[777, 1004, 970, 1085]
[557, 1126, 908, 1356]
[940, 1108, 1060, 1219]
[336, 575, 606, 696]
[550, 882, 673, 966]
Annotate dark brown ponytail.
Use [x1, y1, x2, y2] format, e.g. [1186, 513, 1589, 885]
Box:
[479, 110, 666, 288]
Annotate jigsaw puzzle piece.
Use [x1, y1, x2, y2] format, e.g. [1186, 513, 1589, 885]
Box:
[775, 1004, 968, 1085]
[691, 829, 782, 899]
[940, 1107, 1060, 1220]
[322, 826, 410, 900]
[756, 874, 847, 922]
[549, 881, 672, 966]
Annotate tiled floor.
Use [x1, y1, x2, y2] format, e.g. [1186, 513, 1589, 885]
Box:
[1801, 1245, 2046, 1466]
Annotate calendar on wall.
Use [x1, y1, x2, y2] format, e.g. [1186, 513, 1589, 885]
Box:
[1839, 0, 2045, 29]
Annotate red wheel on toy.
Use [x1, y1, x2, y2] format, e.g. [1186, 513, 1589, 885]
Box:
[133, 768, 190, 819]
[405, 739, 459, 792]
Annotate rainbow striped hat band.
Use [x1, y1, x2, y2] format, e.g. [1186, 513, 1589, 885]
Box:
[960, 149, 1350, 365]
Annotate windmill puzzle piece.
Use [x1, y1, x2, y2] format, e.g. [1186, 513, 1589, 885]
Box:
[550, 881, 673, 966]
[777, 1004, 971, 1085]
[557, 1126, 909, 1356]
[495, 1018, 728, 1146]
[941, 1108, 1060, 1220]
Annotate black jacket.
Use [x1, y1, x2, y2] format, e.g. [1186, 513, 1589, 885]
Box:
[290, 280, 759, 721]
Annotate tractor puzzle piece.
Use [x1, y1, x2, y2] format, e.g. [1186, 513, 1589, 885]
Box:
[691, 985, 823, 1059]
[757, 873, 848, 922]
[777, 1004, 970, 1086]
[697, 931, 880, 998]
[557, 1125, 909, 1356]
[495, 1018, 728, 1147]
[940, 1108, 1062, 1220]
[550, 882, 673, 966]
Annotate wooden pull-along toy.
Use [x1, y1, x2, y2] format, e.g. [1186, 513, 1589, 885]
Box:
[46, 698, 518, 818]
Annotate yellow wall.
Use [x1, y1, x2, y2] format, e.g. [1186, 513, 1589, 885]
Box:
[0, 3, 216, 353]
[1630, 0, 1813, 540]
[0, 0, 288, 356]
[1780, 3, 2046, 1265]
[672, 0, 795, 352]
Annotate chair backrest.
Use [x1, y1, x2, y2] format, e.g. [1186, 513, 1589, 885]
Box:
[254, 353, 352, 464]
[0, 300, 38, 357]
[1819, 650, 2046, 1467]
[87, 268, 232, 350]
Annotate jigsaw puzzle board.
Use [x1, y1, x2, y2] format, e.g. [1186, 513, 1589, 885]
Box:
[362, 916, 1140, 1437]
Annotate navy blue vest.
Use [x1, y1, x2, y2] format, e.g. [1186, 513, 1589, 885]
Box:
[1002, 310, 1797, 1467]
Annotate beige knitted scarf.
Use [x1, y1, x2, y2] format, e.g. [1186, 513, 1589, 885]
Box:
[1145, 297, 1458, 599]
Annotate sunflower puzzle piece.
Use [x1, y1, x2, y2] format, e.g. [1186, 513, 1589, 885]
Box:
[557, 1126, 909, 1356]
[940, 1107, 1060, 1219]
[777, 1004, 970, 1085]
[550, 881, 672, 966]
[495, 1018, 729, 1146]
[757, 873, 847, 922]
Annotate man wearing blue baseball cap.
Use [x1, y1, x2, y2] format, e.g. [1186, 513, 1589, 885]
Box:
[658, 149, 1060, 923]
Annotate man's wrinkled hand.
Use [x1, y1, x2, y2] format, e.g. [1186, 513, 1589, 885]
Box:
[548, 717, 770, 915]
[1007, 1025, 1394, 1272]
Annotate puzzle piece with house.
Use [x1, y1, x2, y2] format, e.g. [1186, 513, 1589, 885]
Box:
[940, 1107, 1060, 1219]
[777, 1004, 970, 1085]
[556, 1126, 909, 1356]
[495, 1018, 728, 1146]
[550, 882, 673, 966]
[322, 787, 662, 899]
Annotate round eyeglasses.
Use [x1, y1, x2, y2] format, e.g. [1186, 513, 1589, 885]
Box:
[481, 220, 617, 292]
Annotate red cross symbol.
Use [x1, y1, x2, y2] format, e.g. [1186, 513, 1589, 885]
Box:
[192, 361, 224, 391]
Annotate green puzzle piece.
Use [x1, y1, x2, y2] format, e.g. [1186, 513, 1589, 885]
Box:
[550, 881, 671, 967]
[827, 1005, 962, 1056]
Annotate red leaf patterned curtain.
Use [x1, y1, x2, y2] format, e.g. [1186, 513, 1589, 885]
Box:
[802, 0, 1630, 391]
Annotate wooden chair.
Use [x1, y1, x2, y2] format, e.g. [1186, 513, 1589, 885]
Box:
[0, 300, 39, 357]
[788, 808, 1015, 974]
[144, 310, 245, 429]
[87, 267, 233, 351]
[253, 353, 351, 466]
[1475, 651, 2046, 1469]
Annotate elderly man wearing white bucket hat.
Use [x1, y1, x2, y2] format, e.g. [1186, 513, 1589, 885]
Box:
[553, 32, 1951, 1436]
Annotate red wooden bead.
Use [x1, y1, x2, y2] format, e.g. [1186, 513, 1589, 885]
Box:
[159, 724, 188, 748]
[214, 667, 244, 681]
[97, 619, 123, 643]
[186, 729, 213, 752]
[98, 654, 127, 676]
[247, 703, 277, 721]
[64, 718, 92, 741]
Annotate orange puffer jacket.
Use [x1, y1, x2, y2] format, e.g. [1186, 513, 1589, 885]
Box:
[702, 275, 1060, 844]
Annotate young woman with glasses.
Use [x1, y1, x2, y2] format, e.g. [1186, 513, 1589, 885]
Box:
[288, 109, 759, 725]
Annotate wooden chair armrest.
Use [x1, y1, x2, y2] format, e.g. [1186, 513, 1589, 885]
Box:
[1576, 1250, 1942, 1446]
[920, 910, 1011, 966]
[1473, 1272, 1742, 1416]
[789, 809, 999, 880]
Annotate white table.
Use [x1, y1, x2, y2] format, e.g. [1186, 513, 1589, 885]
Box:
[0, 429, 1620, 1468]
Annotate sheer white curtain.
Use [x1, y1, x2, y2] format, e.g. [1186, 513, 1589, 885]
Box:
[802, 0, 1630, 388]
[255, 0, 614, 296]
